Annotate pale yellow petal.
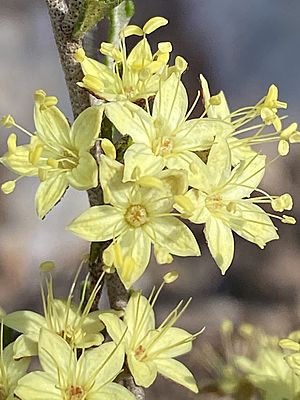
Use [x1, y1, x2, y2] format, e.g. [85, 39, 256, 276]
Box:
[155, 358, 198, 393]
[148, 327, 192, 359]
[227, 137, 258, 166]
[3, 342, 30, 382]
[105, 102, 154, 145]
[89, 383, 135, 400]
[207, 138, 231, 187]
[127, 354, 157, 387]
[127, 38, 152, 69]
[204, 216, 234, 274]
[152, 73, 188, 133]
[99, 312, 127, 344]
[123, 143, 164, 182]
[79, 342, 125, 387]
[116, 229, 152, 288]
[13, 334, 38, 358]
[200, 75, 230, 120]
[34, 100, 71, 149]
[35, 172, 68, 219]
[38, 328, 76, 377]
[146, 217, 200, 257]
[15, 371, 61, 400]
[4, 310, 45, 335]
[174, 119, 217, 152]
[70, 106, 103, 150]
[66, 152, 98, 190]
[99, 155, 127, 204]
[67, 205, 125, 241]
[229, 202, 279, 247]
[222, 154, 266, 199]
[125, 291, 155, 341]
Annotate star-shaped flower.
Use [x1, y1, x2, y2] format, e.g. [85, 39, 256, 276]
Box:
[105, 73, 227, 181]
[75, 17, 175, 103]
[0, 90, 103, 218]
[15, 328, 134, 400]
[100, 289, 200, 392]
[3, 263, 104, 358]
[67, 156, 200, 288]
[175, 139, 292, 273]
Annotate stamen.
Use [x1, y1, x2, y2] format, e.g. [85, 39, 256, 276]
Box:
[185, 90, 201, 121]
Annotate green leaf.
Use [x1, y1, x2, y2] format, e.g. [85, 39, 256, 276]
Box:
[73, 0, 122, 39]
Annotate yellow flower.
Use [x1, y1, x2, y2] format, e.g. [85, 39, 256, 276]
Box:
[67, 156, 200, 288]
[0, 90, 103, 218]
[3, 260, 104, 358]
[175, 139, 294, 274]
[200, 75, 299, 163]
[15, 328, 134, 400]
[105, 73, 227, 181]
[75, 17, 178, 103]
[100, 288, 201, 392]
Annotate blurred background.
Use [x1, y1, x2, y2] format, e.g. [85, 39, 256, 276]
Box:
[1, 0, 300, 398]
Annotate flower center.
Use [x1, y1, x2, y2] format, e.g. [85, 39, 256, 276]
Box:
[57, 328, 74, 345]
[66, 385, 85, 400]
[158, 137, 173, 156]
[134, 344, 147, 361]
[59, 150, 78, 170]
[125, 205, 148, 228]
[205, 193, 223, 212]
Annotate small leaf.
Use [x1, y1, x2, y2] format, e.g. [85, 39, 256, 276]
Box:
[73, 0, 121, 39]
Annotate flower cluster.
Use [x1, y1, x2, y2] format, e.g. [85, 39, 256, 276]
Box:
[0, 14, 299, 399]
[1, 16, 297, 285]
[1, 265, 199, 398]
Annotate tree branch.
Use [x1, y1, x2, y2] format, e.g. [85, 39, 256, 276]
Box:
[45, 0, 90, 118]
